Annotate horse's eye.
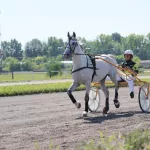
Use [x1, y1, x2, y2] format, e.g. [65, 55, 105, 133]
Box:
[72, 42, 76, 46]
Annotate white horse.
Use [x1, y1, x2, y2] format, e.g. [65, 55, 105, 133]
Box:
[63, 32, 120, 117]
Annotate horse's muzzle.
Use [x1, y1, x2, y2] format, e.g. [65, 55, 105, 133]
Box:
[63, 54, 70, 59]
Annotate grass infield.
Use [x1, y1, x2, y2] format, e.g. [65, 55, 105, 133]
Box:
[0, 78, 150, 97]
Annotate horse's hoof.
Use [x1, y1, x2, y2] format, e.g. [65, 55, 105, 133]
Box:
[114, 100, 120, 108]
[103, 107, 109, 114]
[82, 111, 88, 117]
[75, 101, 81, 109]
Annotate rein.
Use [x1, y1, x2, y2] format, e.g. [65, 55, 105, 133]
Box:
[93, 54, 148, 88]
[73, 53, 147, 86]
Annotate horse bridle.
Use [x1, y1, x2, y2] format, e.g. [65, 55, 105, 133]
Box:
[67, 37, 78, 54]
[66, 36, 97, 82]
[67, 38, 87, 57]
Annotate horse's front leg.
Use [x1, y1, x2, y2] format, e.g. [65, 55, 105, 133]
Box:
[82, 82, 91, 117]
[67, 82, 81, 109]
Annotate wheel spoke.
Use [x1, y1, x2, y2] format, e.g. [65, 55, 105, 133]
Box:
[88, 87, 100, 112]
[139, 84, 150, 112]
[89, 99, 95, 106]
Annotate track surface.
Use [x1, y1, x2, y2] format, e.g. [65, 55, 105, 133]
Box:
[0, 87, 150, 150]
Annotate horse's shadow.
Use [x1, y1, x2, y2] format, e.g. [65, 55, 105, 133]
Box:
[77, 110, 145, 124]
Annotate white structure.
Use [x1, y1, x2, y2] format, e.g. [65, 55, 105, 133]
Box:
[61, 61, 73, 64]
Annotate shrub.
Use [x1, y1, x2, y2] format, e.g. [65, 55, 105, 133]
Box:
[47, 61, 62, 77]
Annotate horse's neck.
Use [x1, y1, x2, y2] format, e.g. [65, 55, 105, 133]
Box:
[72, 47, 88, 70]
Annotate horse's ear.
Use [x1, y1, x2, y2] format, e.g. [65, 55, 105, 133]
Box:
[73, 32, 76, 38]
[67, 32, 71, 38]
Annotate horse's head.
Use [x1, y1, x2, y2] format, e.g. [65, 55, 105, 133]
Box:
[64, 32, 82, 59]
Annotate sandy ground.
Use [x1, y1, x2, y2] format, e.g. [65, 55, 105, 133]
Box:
[0, 79, 73, 86]
[0, 87, 150, 150]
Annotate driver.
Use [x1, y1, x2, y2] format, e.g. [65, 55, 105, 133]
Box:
[117, 50, 139, 98]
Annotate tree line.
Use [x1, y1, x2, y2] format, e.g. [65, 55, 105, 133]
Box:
[1, 33, 150, 60]
[0, 33, 149, 74]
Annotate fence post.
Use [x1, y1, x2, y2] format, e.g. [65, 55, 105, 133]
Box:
[32, 71, 34, 80]
[50, 71, 51, 78]
[12, 71, 14, 79]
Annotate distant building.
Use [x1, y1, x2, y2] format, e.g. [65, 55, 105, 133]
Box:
[140, 60, 150, 68]
[61, 61, 73, 64]
[61, 61, 72, 70]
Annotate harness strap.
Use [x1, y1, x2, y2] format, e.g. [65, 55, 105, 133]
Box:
[71, 67, 94, 74]
[71, 55, 98, 82]
[88, 55, 97, 81]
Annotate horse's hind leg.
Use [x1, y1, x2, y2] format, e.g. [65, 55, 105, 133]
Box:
[67, 82, 81, 108]
[100, 77, 109, 114]
[114, 87, 120, 108]
[109, 76, 120, 108]
[82, 82, 91, 117]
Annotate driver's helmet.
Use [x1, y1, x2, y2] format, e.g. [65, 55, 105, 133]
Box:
[124, 50, 134, 58]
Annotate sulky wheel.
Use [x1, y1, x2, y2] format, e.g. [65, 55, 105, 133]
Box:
[139, 83, 150, 113]
[88, 86, 100, 112]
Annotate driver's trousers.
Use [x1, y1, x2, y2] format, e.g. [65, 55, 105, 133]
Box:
[116, 74, 135, 93]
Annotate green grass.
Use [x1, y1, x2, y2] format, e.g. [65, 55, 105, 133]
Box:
[0, 78, 150, 97]
[81, 129, 150, 150]
[34, 129, 150, 150]
[139, 69, 150, 76]
[0, 82, 85, 96]
[139, 72, 150, 76]
[0, 72, 48, 82]
[0, 70, 149, 83]
[0, 72, 72, 82]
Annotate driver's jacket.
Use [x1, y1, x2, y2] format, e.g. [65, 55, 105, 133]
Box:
[121, 60, 139, 74]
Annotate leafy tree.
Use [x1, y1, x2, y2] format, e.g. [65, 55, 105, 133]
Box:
[1, 41, 11, 58]
[56, 55, 63, 61]
[3, 57, 20, 71]
[47, 37, 64, 57]
[111, 42, 123, 55]
[47, 60, 62, 77]
[1, 39, 22, 60]
[112, 32, 121, 43]
[21, 58, 33, 71]
[2, 33, 150, 61]
[34, 56, 47, 65]
[42, 42, 48, 56]
[96, 34, 113, 54]
[25, 39, 43, 57]
[10, 39, 23, 59]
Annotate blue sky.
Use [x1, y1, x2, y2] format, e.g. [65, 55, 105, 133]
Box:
[0, 0, 150, 46]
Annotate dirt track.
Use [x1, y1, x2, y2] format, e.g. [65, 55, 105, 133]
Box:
[0, 87, 150, 150]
